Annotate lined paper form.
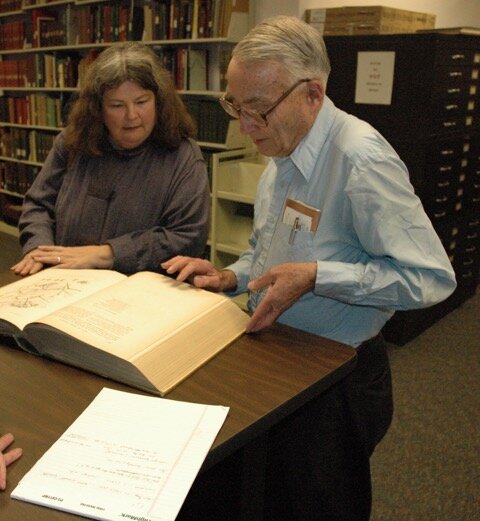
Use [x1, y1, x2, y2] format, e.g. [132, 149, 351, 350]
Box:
[11, 388, 228, 521]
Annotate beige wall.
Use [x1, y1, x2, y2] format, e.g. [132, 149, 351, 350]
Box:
[254, 0, 480, 28]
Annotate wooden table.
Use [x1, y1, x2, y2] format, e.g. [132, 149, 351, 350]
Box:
[0, 271, 356, 520]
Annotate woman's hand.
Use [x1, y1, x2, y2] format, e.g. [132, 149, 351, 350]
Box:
[12, 245, 114, 276]
[11, 248, 45, 276]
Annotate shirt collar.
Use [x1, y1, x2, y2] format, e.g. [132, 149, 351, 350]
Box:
[274, 96, 336, 181]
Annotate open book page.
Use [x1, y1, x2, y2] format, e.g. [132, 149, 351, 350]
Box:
[0, 269, 126, 332]
[11, 387, 229, 521]
[31, 271, 247, 358]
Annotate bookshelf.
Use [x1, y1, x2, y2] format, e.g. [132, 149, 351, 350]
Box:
[0, 0, 251, 229]
[210, 148, 265, 267]
[209, 147, 266, 309]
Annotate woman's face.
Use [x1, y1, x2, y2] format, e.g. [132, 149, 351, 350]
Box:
[102, 80, 156, 149]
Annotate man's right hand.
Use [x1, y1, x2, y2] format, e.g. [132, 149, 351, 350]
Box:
[161, 256, 237, 293]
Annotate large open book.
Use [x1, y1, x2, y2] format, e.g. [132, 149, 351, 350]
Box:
[0, 269, 249, 395]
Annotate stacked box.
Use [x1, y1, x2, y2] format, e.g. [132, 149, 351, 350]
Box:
[305, 6, 436, 35]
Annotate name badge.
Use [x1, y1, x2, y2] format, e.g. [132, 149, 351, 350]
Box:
[283, 199, 321, 245]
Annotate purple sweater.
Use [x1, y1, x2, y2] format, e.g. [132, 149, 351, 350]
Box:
[19, 131, 210, 273]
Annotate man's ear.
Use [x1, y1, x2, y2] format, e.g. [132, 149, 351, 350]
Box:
[307, 80, 325, 106]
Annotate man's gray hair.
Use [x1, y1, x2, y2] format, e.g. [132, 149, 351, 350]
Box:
[232, 15, 331, 87]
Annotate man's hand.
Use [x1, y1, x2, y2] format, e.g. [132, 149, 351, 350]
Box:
[246, 262, 317, 333]
[0, 433, 22, 491]
[12, 245, 114, 275]
[162, 256, 237, 292]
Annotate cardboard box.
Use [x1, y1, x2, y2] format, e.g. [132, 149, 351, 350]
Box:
[305, 6, 436, 35]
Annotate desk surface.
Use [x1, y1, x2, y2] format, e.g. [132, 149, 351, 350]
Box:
[0, 271, 356, 520]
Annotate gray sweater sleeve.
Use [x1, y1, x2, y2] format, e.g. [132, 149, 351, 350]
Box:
[18, 133, 68, 254]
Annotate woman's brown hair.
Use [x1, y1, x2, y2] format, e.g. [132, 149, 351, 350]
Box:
[64, 41, 196, 158]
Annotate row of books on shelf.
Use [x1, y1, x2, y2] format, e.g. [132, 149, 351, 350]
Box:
[0, 93, 69, 127]
[184, 95, 247, 147]
[0, 127, 55, 163]
[142, 0, 248, 40]
[0, 100, 238, 153]
[0, 3, 139, 49]
[0, 161, 39, 197]
[0, 53, 84, 88]
[0, 46, 223, 91]
[0, 0, 22, 15]
[0, 95, 240, 149]
[0, 0, 248, 50]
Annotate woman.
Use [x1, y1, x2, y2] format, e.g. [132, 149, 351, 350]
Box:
[0, 433, 22, 491]
[12, 42, 210, 276]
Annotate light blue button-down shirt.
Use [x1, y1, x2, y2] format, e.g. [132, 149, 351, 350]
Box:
[227, 96, 456, 347]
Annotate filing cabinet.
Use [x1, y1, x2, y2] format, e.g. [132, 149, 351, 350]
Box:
[325, 33, 480, 344]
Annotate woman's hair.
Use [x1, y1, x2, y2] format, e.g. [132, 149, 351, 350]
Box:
[232, 15, 331, 87]
[64, 41, 196, 157]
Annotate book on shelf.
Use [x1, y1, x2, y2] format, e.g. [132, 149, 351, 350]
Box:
[0, 1, 23, 14]
[0, 19, 25, 50]
[11, 387, 229, 521]
[31, 10, 56, 48]
[188, 48, 208, 90]
[0, 269, 249, 396]
[219, 0, 249, 38]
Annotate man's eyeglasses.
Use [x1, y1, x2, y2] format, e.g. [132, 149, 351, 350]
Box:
[219, 78, 312, 127]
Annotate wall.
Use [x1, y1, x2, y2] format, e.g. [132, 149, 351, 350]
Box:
[254, 0, 480, 28]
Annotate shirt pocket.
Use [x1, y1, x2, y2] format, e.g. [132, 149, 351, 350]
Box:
[264, 221, 317, 270]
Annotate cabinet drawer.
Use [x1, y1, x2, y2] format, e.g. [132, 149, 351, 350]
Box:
[432, 80, 478, 100]
[463, 181, 480, 210]
[433, 65, 477, 87]
[435, 47, 480, 68]
[431, 112, 478, 134]
[424, 158, 469, 186]
[423, 197, 462, 222]
[425, 136, 473, 162]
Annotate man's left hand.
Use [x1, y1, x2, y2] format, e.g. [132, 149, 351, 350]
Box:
[246, 262, 317, 333]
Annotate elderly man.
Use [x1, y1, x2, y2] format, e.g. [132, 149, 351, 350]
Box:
[163, 15, 456, 520]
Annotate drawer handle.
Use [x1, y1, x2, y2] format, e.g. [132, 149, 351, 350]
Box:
[466, 246, 477, 253]
[463, 259, 474, 266]
[447, 88, 461, 94]
[451, 54, 465, 60]
[435, 196, 448, 203]
[449, 71, 463, 77]
[444, 104, 459, 110]
[461, 271, 473, 278]
[442, 121, 457, 127]
[434, 212, 447, 218]
[467, 233, 478, 239]
[437, 181, 450, 187]
[440, 149, 454, 155]
[439, 166, 452, 172]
